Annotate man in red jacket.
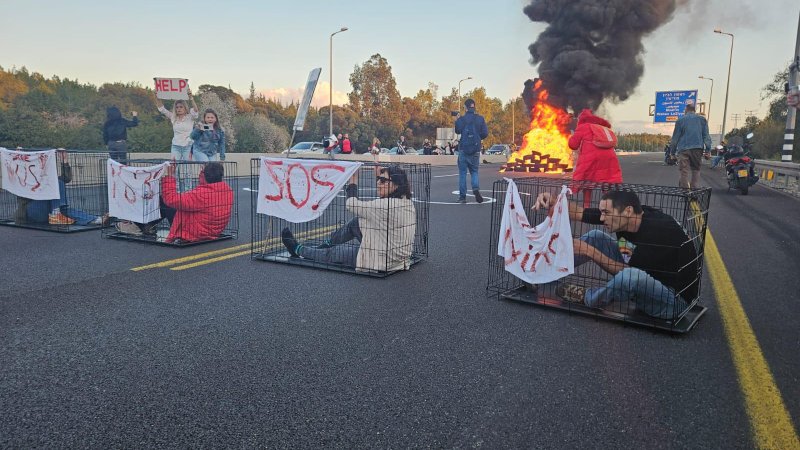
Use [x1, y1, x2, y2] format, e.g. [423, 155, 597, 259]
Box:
[161, 162, 233, 243]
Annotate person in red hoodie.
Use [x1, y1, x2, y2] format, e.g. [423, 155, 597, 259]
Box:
[161, 162, 233, 243]
[568, 109, 623, 206]
[341, 133, 352, 154]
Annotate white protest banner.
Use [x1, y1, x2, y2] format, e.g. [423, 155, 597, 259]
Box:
[498, 180, 574, 284]
[154, 77, 189, 100]
[293, 68, 322, 131]
[257, 157, 362, 223]
[1, 148, 60, 200]
[107, 159, 169, 223]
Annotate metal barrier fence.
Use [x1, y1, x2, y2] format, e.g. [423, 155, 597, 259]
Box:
[0, 149, 110, 232]
[250, 160, 430, 277]
[487, 177, 711, 333]
[754, 159, 800, 197]
[102, 160, 238, 246]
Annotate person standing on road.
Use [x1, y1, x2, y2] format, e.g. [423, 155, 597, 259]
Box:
[669, 102, 711, 188]
[103, 106, 138, 163]
[190, 109, 226, 162]
[155, 88, 199, 161]
[454, 98, 488, 203]
[568, 109, 623, 206]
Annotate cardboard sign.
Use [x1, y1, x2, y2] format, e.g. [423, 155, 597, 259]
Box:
[154, 77, 189, 100]
[257, 157, 362, 223]
[1, 148, 60, 200]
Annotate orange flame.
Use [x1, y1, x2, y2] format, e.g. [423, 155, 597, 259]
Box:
[504, 83, 574, 173]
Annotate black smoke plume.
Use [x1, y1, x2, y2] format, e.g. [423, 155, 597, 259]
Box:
[524, 0, 686, 113]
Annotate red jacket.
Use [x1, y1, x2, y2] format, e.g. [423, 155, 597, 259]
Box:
[161, 175, 233, 243]
[568, 109, 623, 184]
[341, 138, 352, 153]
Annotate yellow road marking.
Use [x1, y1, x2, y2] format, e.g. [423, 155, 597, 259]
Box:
[131, 225, 338, 272]
[705, 232, 800, 449]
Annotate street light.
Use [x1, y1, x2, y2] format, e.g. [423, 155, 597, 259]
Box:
[714, 28, 734, 140]
[329, 26, 348, 137]
[698, 75, 714, 127]
[458, 77, 472, 114]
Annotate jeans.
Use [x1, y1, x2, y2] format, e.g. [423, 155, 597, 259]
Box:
[457, 152, 480, 199]
[26, 179, 98, 225]
[171, 144, 192, 161]
[298, 217, 361, 268]
[192, 152, 219, 162]
[577, 229, 688, 320]
[710, 155, 723, 168]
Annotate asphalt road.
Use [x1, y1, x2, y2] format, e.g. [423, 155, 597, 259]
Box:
[1, 153, 798, 448]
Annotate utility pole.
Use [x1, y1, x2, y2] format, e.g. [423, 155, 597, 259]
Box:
[744, 109, 757, 118]
[783, 11, 800, 162]
[731, 113, 741, 130]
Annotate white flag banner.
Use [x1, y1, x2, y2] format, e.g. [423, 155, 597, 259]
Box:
[257, 157, 362, 223]
[498, 179, 574, 284]
[107, 159, 169, 223]
[1, 148, 60, 200]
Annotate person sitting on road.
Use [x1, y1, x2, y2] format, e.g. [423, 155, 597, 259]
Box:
[160, 162, 233, 243]
[533, 190, 698, 320]
[281, 165, 416, 272]
[15, 149, 107, 226]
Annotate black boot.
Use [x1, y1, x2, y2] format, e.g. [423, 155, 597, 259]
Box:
[281, 228, 299, 257]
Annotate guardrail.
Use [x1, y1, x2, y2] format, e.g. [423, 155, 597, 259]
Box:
[754, 159, 800, 197]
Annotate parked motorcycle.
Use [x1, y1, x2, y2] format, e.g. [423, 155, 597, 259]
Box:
[663, 144, 676, 165]
[722, 132, 759, 195]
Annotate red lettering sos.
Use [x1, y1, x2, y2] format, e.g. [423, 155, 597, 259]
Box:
[263, 161, 346, 210]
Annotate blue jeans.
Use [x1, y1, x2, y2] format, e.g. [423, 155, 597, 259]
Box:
[192, 152, 219, 162]
[457, 152, 480, 199]
[26, 179, 98, 225]
[710, 155, 723, 168]
[577, 229, 688, 320]
[171, 144, 192, 161]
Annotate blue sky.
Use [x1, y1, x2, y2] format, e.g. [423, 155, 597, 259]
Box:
[3, 0, 798, 134]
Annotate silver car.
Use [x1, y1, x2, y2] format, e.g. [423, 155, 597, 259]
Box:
[282, 142, 324, 154]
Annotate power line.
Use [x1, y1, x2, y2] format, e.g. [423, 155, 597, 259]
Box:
[730, 113, 742, 129]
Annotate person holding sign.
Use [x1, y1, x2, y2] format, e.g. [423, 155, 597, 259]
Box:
[154, 86, 199, 160]
[190, 109, 226, 162]
[281, 165, 416, 272]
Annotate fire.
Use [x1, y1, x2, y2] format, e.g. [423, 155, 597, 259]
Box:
[503, 82, 574, 174]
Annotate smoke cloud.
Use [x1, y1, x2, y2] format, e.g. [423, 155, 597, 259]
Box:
[524, 0, 688, 112]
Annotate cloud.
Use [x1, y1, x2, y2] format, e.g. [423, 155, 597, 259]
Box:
[259, 81, 348, 108]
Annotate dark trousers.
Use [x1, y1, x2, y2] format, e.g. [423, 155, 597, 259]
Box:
[298, 217, 362, 267]
[108, 141, 128, 163]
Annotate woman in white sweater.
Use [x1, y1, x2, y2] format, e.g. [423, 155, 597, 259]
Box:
[281, 165, 417, 273]
[155, 87, 199, 160]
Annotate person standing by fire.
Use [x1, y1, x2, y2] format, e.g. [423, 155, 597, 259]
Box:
[568, 109, 623, 206]
[454, 98, 489, 203]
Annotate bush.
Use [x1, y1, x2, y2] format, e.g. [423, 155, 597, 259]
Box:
[233, 114, 290, 153]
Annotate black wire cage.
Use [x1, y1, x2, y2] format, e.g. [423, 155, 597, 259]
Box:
[0, 149, 110, 232]
[250, 159, 430, 277]
[102, 160, 238, 246]
[487, 177, 711, 333]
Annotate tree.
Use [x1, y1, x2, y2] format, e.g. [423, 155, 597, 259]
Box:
[233, 114, 290, 153]
[348, 54, 405, 137]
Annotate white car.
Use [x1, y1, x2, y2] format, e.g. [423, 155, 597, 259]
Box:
[282, 142, 324, 154]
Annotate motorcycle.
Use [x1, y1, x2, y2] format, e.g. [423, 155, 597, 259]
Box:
[722, 132, 759, 195]
[663, 144, 676, 165]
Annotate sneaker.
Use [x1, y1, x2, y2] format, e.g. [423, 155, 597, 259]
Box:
[115, 221, 142, 236]
[48, 212, 75, 225]
[556, 283, 587, 305]
[281, 228, 300, 257]
[458, 198, 467, 204]
[90, 213, 111, 226]
[473, 189, 484, 203]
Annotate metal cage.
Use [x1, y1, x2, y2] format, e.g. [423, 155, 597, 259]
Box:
[487, 177, 711, 333]
[0, 149, 110, 232]
[250, 159, 430, 277]
[102, 160, 238, 247]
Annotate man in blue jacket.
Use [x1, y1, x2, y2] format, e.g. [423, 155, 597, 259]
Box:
[454, 98, 489, 203]
[669, 102, 711, 188]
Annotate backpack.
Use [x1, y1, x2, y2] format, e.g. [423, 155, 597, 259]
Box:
[588, 124, 617, 149]
[460, 116, 481, 155]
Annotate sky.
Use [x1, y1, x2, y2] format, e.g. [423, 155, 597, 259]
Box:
[3, 0, 798, 135]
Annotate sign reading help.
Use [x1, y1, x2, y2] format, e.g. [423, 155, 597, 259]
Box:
[1, 148, 60, 200]
[257, 157, 362, 223]
[154, 77, 189, 100]
[107, 159, 169, 223]
[498, 180, 574, 284]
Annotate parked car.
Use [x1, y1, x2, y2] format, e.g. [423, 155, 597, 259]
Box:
[282, 141, 324, 154]
[486, 144, 511, 155]
[382, 147, 418, 155]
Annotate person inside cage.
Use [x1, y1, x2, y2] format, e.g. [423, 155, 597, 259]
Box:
[159, 161, 233, 243]
[14, 149, 108, 226]
[280, 164, 416, 272]
[533, 189, 697, 320]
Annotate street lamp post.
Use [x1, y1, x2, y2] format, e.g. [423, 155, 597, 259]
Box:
[329, 27, 348, 137]
[698, 75, 714, 126]
[714, 29, 734, 141]
[458, 77, 472, 115]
